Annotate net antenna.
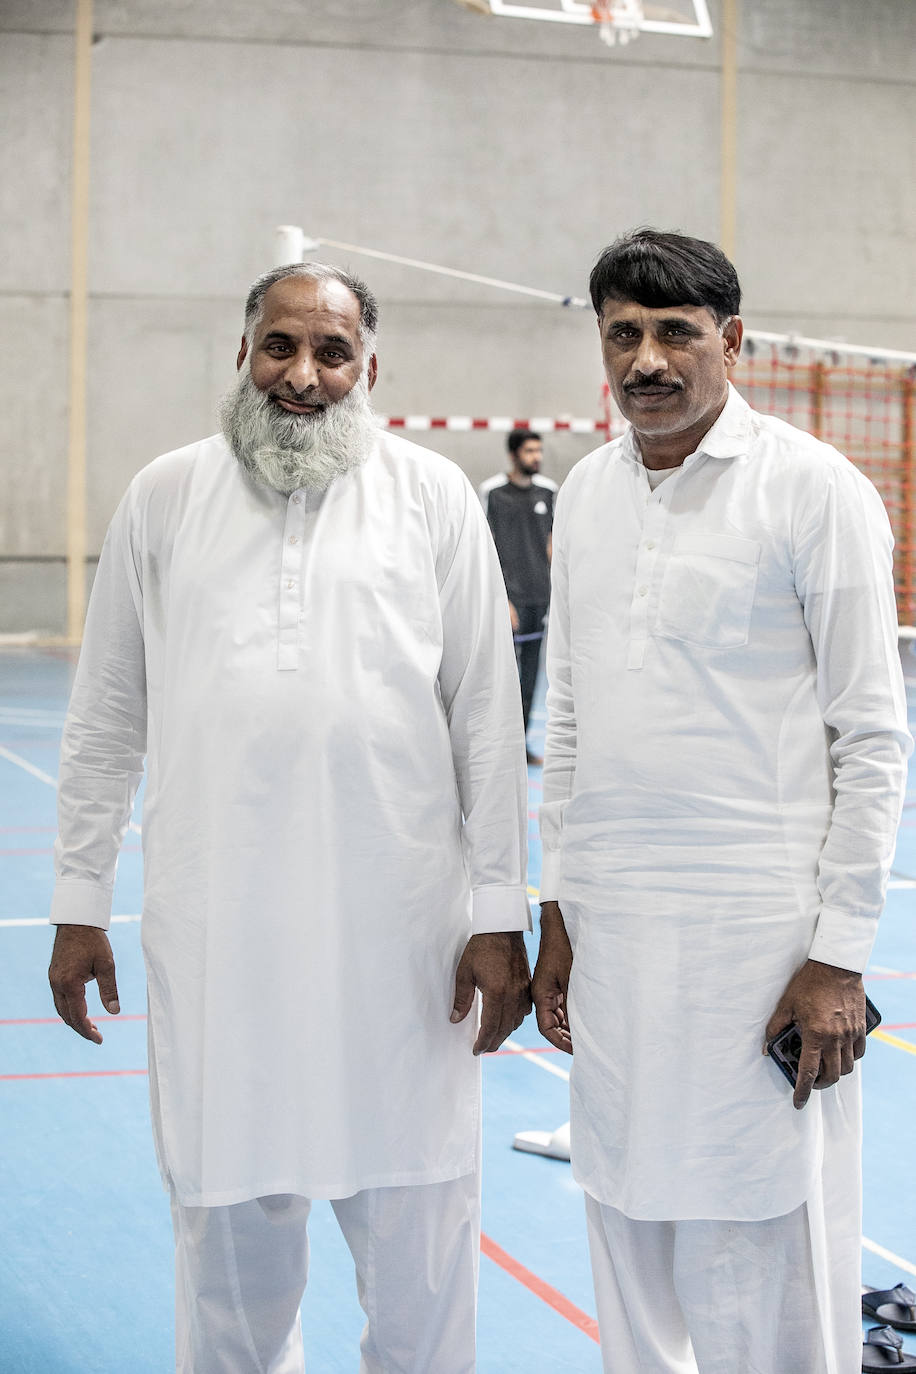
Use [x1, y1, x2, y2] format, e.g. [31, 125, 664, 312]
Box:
[452, 0, 713, 46]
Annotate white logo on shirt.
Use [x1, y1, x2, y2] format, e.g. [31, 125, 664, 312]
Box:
[534, 501, 548, 515]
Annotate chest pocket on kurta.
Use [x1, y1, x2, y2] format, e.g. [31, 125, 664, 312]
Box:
[654, 533, 761, 648]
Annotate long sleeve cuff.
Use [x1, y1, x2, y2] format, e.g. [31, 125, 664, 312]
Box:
[471, 885, 532, 934]
[807, 904, 880, 974]
[538, 847, 562, 904]
[49, 879, 114, 931]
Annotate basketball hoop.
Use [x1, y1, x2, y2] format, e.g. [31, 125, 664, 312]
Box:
[590, 0, 644, 45]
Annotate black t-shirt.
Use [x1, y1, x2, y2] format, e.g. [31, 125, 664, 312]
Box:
[484, 478, 555, 606]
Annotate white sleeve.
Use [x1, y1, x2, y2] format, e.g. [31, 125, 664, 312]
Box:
[539, 486, 577, 901]
[436, 474, 531, 934]
[50, 489, 148, 930]
[796, 461, 912, 972]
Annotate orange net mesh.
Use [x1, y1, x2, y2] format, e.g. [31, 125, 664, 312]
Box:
[733, 349, 916, 622]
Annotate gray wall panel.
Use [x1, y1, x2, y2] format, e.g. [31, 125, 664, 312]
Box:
[0, 296, 68, 555]
[86, 38, 720, 300]
[84, 296, 239, 544]
[741, 0, 916, 83]
[738, 74, 916, 329]
[0, 34, 73, 293]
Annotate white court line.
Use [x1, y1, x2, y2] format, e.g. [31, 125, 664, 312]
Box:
[0, 717, 65, 728]
[0, 744, 59, 788]
[862, 1236, 916, 1279]
[0, 914, 141, 929]
[503, 1036, 570, 1082]
[0, 706, 65, 720]
[888, 879, 916, 890]
[0, 743, 142, 836]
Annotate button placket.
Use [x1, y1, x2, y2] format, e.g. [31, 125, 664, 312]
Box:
[627, 501, 666, 670]
[277, 490, 307, 670]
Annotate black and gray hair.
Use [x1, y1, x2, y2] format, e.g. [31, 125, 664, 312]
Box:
[242, 261, 379, 351]
[589, 228, 741, 327]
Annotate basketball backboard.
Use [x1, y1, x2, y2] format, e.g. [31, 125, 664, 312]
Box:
[451, 0, 712, 42]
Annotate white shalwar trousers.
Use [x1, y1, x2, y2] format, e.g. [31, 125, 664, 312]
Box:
[584, 1076, 863, 1374]
[171, 1173, 480, 1374]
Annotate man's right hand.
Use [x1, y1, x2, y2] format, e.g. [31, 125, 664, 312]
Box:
[507, 599, 520, 634]
[532, 901, 573, 1055]
[48, 924, 120, 1044]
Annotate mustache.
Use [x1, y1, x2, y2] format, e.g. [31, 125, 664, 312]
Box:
[269, 384, 326, 408]
[623, 374, 684, 394]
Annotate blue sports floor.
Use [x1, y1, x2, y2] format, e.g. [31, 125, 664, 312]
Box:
[1, 645, 915, 1373]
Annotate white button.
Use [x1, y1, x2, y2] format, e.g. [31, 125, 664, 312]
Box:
[292, 495, 302, 504]
[286, 580, 295, 589]
[646, 541, 657, 551]
[289, 535, 298, 545]
[638, 586, 648, 596]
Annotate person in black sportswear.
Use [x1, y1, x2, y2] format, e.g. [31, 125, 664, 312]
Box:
[479, 429, 557, 766]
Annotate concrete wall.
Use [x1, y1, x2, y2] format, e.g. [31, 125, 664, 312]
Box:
[2, 0, 914, 632]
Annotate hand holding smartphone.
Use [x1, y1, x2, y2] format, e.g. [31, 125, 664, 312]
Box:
[766, 995, 881, 1088]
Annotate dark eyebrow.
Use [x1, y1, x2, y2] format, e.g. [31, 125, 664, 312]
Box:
[657, 316, 704, 331]
[605, 314, 704, 333]
[260, 330, 356, 350]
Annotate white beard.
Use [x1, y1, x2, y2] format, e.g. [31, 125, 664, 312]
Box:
[218, 365, 378, 495]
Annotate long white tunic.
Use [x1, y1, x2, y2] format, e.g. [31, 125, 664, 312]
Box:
[540, 385, 911, 1221]
[52, 431, 530, 1206]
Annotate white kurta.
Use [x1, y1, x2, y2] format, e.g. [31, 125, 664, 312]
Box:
[52, 431, 530, 1206]
[540, 385, 911, 1221]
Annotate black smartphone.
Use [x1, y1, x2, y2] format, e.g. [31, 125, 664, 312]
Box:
[766, 996, 881, 1088]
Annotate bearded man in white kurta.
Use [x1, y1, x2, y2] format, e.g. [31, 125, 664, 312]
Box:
[48, 262, 532, 1374]
[531, 230, 911, 1374]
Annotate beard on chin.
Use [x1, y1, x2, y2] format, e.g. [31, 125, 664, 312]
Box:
[217, 368, 378, 495]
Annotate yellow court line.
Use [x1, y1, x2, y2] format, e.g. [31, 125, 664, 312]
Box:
[873, 1028, 916, 1057]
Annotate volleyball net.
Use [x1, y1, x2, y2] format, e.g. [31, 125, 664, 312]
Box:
[736, 339, 915, 624]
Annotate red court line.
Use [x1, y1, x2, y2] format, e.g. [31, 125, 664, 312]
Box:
[865, 972, 916, 980]
[1, 1069, 148, 1081]
[480, 1232, 600, 1343]
[882, 1023, 916, 1031]
[0, 847, 62, 856]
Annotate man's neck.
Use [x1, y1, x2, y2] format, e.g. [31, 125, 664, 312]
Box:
[507, 469, 533, 488]
[635, 393, 729, 471]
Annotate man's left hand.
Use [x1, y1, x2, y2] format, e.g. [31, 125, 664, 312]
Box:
[765, 958, 867, 1110]
[451, 931, 532, 1055]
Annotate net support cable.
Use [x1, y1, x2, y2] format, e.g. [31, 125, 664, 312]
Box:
[275, 226, 916, 367]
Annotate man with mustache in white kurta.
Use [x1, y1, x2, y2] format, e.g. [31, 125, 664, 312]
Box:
[48, 262, 532, 1374]
[532, 230, 910, 1374]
